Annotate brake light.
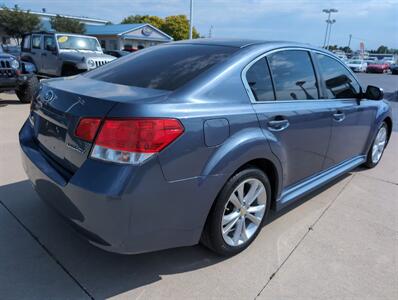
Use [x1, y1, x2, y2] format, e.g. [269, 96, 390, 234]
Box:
[75, 118, 102, 142]
[91, 118, 184, 164]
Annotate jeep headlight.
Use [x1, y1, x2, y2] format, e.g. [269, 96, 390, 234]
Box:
[10, 59, 19, 69]
[86, 58, 96, 69]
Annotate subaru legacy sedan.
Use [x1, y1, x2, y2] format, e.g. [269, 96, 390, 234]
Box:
[20, 39, 392, 256]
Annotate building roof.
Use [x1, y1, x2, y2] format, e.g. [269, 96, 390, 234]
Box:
[85, 24, 145, 35]
[85, 24, 173, 41]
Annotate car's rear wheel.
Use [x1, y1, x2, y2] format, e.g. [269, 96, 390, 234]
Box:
[15, 76, 39, 103]
[201, 168, 271, 256]
[364, 122, 388, 168]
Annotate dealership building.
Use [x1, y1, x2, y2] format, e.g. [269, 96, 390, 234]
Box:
[85, 24, 173, 50]
[0, 9, 172, 50]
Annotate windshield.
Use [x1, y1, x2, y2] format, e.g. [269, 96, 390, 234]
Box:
[56, 35, 101, 51]
[350, 60, 362, 64]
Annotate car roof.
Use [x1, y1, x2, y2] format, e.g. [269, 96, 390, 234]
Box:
[171, 38, 317, 49]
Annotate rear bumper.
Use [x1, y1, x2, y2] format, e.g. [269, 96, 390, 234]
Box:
[366, 68, 384, 73]
[19, 120, 224, 254]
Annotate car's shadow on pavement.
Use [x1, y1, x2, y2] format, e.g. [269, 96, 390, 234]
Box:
[0, 180, 225, 298]
[0, 174, 350, 298]
[0, 98, 28, 107]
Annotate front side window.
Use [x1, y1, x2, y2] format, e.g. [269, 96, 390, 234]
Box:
[44, 36, 55, 51]
[245, 58, 275, 101]
[268, 50, 318, 100]
[32, 35, 41, 49]
[316, 53, 361, 99]
[86, 44, 237, 91]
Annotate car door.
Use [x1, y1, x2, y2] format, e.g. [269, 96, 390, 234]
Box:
[42, 35, 59, 76]
[314, 52, 377, 169]
[245, 49, 333, 188]
[30, 34, 43, 73]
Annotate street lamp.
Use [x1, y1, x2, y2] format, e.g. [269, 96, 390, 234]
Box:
[322, 8, 338, 48]
[326, 19, 336, 50]
[189, 0, 194, 39]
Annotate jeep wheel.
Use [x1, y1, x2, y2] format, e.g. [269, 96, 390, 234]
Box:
[15, 76, 39, 103]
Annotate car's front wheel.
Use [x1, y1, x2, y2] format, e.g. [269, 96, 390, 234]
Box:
[201, 168, 271, 256]
[364, 122, 388, 168]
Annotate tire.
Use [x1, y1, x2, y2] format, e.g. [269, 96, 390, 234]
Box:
[15, 76, 39, 103]
[201, 167, 271, 256]
[61, 64, 80, 76]
[364, 122, 388, 168]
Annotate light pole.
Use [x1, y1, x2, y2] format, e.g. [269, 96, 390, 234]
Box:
[326, 19, 336, 50]
[209, 25, 214, 38]
[189, 0, 194, 39]
[322, 8, 338, 48]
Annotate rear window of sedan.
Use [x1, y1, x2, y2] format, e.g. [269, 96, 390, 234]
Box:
[85, 44, 237, 91]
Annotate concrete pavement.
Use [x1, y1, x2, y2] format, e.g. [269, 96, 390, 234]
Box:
[0, 92, 397, 300]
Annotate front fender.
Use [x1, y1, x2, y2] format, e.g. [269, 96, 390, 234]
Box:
[365, 100, 393, 154]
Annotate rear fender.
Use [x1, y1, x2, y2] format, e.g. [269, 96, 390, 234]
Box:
[201, 127, 283, 197]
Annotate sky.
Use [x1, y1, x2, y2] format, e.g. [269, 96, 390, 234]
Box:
[2, 0, 398, 50]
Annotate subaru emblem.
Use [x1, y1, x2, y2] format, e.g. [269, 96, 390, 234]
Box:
[44, 90, 55, 102]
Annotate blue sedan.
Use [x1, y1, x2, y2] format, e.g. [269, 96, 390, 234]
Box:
[19, 39, 392, 256]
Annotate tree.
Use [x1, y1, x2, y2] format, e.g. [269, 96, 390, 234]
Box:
[376, 45, 389, 54]
[162, 15, 200, 40]
[122, 14, 164, 29]
[50, 15, 85, 34]
[326, 45, 338, 51]
[0, 5, 41, 43]
[339, 46, 352, 53]
[121, 14, 200, 40]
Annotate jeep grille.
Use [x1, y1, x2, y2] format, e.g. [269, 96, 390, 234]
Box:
[0, 59, 14, 77]
[95, 60, 109, 68]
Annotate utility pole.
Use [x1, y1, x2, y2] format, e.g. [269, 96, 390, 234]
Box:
[326, 19, 336, 50]
[322, 8, 338, 48]
[189, 0, 194, 39]
[347, 34, 352, 49]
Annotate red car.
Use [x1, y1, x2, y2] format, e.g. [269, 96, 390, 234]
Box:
[366, 62, 390, 73]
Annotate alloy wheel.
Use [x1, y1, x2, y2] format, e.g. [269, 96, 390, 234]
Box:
[221, 178, 267, 247]
[371, 126, 387, 164]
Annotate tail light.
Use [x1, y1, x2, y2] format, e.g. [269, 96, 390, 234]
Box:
[75, 118, 102, 142]
[76, 118, 184, 165]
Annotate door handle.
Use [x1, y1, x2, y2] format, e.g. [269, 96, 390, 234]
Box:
[267, 119, 290, 131]
[333, 111, 345, 122]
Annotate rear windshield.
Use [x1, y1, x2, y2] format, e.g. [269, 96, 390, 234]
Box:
[85, 44, 237, 91]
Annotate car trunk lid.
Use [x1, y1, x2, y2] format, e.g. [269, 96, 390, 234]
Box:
[30, 76, 170, 175]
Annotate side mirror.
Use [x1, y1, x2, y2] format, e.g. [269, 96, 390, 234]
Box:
[364, 85, 384, 100]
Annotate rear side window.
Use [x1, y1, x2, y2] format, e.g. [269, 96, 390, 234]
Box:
[86, 44, 237, 91]
[22, 35, 31, 51]
[32, 35, 41, 49]
[316, 54, 361, 99]
[268, 50, 319, 100]
[245, 58, 275, 101]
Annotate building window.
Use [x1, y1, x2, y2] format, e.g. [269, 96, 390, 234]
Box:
[109, 40, 117, 50]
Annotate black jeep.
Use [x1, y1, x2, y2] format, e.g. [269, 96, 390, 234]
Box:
[0, 45, 38, 103]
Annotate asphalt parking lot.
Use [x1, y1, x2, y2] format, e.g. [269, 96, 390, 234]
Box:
[0, 74, 397, 299]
